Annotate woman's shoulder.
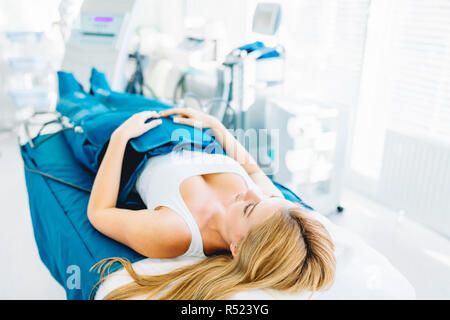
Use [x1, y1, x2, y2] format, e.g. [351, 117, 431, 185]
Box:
[148, 207, 193, 257]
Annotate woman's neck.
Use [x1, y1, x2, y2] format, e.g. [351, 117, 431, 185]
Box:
[201, 201, 231, 255]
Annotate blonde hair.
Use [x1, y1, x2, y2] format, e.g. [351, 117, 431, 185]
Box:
[91, 205, 336, 300]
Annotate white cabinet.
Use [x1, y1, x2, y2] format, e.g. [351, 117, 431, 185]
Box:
[263, 97, 348, 215]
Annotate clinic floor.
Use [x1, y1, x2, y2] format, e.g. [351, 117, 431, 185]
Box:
[1, 133, 449, 300]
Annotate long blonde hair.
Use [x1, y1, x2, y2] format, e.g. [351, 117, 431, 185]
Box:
[91, 205, 336, 300]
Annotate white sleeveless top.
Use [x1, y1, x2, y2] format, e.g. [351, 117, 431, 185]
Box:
[135, 149, 260, 257]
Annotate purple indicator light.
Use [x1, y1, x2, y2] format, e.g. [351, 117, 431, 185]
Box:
[94, 16, 113, 23]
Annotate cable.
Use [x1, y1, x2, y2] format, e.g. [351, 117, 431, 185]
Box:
[143, 83, 158, 100]
[203, 97, 230, 120]
[181, 92, 203, 110]
[23, 162, 91, 193]
[173, 72, 187, 104]
[125, 49, 146, 95]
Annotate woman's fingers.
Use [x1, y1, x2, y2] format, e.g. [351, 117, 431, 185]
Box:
[159, 107, 193, 118]
[137, 118, 162, 137]
[114, 110, 163, 140]
[173, 116, 203, 128]
[138, 110, 160, 120]
[159, 107, 213, 128]
[145, 118, 163, 129]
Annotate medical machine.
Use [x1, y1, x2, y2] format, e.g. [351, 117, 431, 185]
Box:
[222, 41, 285, 129]
[61, 0, 139, 91]
[141, 18, 227, 111]
[220, 2, 285, 130]
[140, 2, 285, 131]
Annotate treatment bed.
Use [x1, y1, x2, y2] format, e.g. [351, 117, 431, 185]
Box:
[19, 69, 416, 300]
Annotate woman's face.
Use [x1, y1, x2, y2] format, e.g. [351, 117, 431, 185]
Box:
[224, 188, 293, 254]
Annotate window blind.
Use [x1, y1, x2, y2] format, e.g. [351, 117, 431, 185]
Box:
[350, 0, 450, 180]
[387, 0, 450, 141]
[348, 0, 450, 237]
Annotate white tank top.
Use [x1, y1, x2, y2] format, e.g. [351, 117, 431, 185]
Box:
[135, 149, 260, 257]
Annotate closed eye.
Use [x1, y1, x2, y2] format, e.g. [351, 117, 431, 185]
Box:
[243, 203, 253, 216]
[242, 195, 278, 217]
[244, 202, 260, 217]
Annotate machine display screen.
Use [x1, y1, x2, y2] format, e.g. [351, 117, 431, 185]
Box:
[254, 10, 273, 30]
[77, 13, 123, 41]
[94, 16, 114, 23]
[252, 3, 281, 35]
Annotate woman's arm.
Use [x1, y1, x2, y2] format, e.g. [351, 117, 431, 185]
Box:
[87, 111, 191, 258]
[210, 121, 283, 197]
[87, 111, 162, 215]
[87, 131, 128, 214]
[159, 108, 282, 197]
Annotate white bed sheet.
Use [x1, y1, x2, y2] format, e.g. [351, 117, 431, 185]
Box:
[94, 213, 416, 300]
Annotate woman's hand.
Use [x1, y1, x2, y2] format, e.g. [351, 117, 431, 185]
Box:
[159, 107, 222, 130]
[113, 111, 162, 141]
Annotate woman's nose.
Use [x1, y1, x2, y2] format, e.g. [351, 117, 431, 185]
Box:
[243, 189, 262, 202]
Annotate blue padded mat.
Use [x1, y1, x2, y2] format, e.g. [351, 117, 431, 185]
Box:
[21, 132, 144, 300]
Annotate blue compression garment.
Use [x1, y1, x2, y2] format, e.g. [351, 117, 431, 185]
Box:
[57, 69, 225, 207]
[20, 68, 312, 300]
[57, 69, 310, 207]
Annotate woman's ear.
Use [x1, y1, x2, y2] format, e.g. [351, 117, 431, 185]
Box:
[230, 242, 238, 258]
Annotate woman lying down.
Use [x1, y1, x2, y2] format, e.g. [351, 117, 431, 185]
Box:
[87, 107, 336, 300]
